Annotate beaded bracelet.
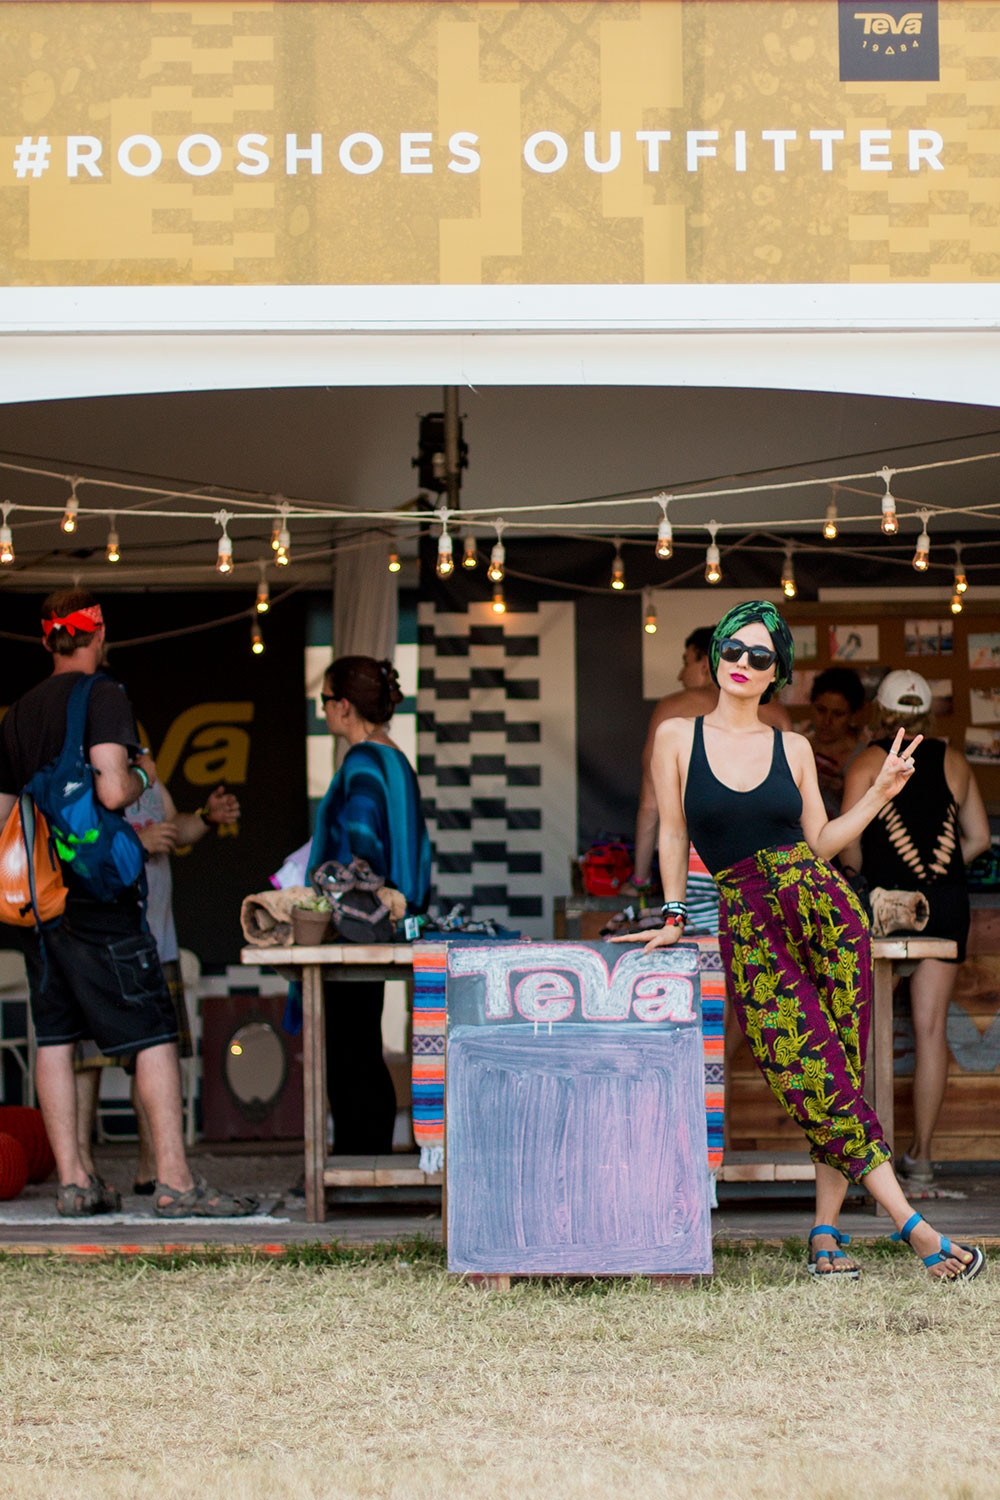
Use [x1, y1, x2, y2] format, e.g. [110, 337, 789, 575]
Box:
[660, 900, 688, 928]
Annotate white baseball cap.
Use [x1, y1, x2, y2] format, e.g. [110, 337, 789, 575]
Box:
[876, 669, 933, 714]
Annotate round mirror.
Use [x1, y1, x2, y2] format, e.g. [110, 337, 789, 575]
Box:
[224, 1020, 286, 1118]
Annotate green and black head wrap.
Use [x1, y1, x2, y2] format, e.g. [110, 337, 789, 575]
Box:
[709, 600, 794, 704]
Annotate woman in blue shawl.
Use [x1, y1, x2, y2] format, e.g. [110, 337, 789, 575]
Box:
[310, 655, 430, 1153]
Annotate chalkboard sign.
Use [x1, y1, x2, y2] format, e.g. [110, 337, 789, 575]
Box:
[446, 941, 713, 1276]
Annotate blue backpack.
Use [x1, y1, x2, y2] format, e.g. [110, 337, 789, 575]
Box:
[26, 674, 146, 903]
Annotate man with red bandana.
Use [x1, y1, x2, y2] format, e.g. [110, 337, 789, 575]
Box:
[0, 589, 255, 1220]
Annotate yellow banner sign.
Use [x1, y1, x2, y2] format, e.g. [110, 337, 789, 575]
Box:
[0, 0, 995, 287]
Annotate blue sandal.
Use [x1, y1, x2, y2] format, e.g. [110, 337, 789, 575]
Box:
[808, 1224, 860, 1279]
[891, 1213, 985, 1282]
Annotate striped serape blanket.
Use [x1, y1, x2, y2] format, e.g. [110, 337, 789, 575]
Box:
[686, 843, 720, 935]
[411, 936, 725, 1179]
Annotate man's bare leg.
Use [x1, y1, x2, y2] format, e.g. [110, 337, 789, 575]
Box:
[129, 1082, 157, 1187]
[73, 1066, 101, 1177]
[34, 1043, 90, 1188]
[132, 1042, 194, 1201]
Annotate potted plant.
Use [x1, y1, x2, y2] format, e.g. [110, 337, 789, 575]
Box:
[291, 891, 333, 946]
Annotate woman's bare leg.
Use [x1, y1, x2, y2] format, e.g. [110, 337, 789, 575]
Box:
[810, 1160, 856, 1272]
[907, 958, 958, 1161]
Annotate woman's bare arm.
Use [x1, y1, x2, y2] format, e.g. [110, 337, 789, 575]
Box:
[952, 752, 991, 864]
[792, 729, 921, 864]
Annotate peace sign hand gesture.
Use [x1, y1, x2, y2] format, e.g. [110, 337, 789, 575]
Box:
[873, 727, 923, 805]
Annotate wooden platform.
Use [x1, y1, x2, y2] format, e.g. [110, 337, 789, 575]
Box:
[322, 1153, 442, 1188]
[717, 1151, 815, 1183]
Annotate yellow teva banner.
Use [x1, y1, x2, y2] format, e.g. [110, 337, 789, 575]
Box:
[0, 0, 994, 287]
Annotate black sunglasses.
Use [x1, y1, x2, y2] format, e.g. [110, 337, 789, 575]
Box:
[718, 637, 777, 672]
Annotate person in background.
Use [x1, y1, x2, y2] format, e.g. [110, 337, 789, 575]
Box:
[841, 669, 990, 1187]
[620, 601, 983, 1283]
[74, 778, 240, 1195]
[805, 666, 867, 821]
[0, 589, 254, 1218]
[310, 656, 430, 1153]
[628, 624, 792, 903]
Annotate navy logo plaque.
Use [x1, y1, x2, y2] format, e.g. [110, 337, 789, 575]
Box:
[838, 1, 939, 81]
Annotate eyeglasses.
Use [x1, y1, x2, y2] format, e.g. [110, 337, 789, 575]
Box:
[718, 637, 777, 672]
[321, 693, 337, 707]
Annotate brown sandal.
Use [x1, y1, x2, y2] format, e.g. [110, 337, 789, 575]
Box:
[56, 1175, 122, 1217]
[153, 1175, 258, 1219]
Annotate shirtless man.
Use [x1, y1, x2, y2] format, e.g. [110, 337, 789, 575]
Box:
[629, 625, 792, 891]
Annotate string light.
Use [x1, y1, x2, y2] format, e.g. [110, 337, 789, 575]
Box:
[255, 565, 270, 613]
[251, 618, 265, 654]
[654, 494, 673, 560]
[0, 504, 13, 565]
[823, 490, 839, 540]
[781, 544, 797, 599]
[879, 467, 899, 535]
[912, 511, 930, 572]
[105, 515, 120, 564]
[215, 511, 234, 575]
[274, 503, 291, 566]
[643, 592, 658, 634]
[488, 519, 506, 582]
[611, 538, 626, 590]
[387, 547, 401, 573]
[491, 582, 506, 615]
[704, 521, 722, 585]
[462, 534, 478, 569]
[953, 542, 968, 595]
[61, 477, 80, 535]
[436, 508, 454, 578]
[950, 591, 963, 615]
[270, 496, 286, 552]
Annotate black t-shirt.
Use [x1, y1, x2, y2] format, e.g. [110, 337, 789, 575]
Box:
[0, 671, 140, 794]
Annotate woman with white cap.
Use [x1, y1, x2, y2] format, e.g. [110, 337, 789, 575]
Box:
[842, 669, 990, 1186]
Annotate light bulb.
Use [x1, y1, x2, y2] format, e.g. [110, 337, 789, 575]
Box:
[255, 577, 270, 613]
[462, 535, 478, 569]
[105, 525, 120, 563]
[781, 548, 797, 599]
[487, 542, 505, 582]
[251, 619, 265, 654]
[436, 530, 454, 578]
[491, 583, 506, 615]
[950, 591, 963, 615]
[879, 468, 898, 535]
[611, 542, 625, 590]
[62, 497, 79, 534]
[275, 526, 290, 566]
[388, 548, 401, 574]
[271, 517, 282, 551]
[823, 500, 838, 541]
[954, 549, 968, 594]
[655, 516, 673, 560]
[912, 530, 930, 572]
[643, 599, 658, 634]
[0, 523, 13, 565]
[216, 534, 233, 575]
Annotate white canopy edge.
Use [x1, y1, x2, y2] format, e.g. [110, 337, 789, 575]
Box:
[1, 329, 1000, 408]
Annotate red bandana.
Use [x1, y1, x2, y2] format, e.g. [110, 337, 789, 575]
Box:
[41, 604, 104, 639]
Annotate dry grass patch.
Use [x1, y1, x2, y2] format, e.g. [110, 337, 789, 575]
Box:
[0, 1239, 998, 1499]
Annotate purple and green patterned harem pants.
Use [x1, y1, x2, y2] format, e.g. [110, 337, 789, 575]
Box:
[715, 842, 892, 1182]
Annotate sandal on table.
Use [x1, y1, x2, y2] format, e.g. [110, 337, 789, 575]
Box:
[808, 1223, 860, 1279]
[153, 1175, 259, 1219]
[892, 1212, 985, 1283]
[56, 1175, 122, 1218]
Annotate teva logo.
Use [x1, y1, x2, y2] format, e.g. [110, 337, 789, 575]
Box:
[854, 11, 924, 36]
[839, 0, 939, 81]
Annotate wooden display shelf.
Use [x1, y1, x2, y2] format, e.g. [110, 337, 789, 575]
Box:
[322, 1153, 443, 1188]
[717, 1152, 815, 1183]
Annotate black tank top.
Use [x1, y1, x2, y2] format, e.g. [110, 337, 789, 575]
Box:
[684, 717, 805, 876]
[860, 737, 965, 889]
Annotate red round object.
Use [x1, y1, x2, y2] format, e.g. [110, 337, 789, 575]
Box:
[0, 1105, 56, 1184]
[0, 1132, 28, 1200]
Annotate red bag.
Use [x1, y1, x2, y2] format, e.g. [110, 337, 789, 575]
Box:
[580, 842, 634, 898]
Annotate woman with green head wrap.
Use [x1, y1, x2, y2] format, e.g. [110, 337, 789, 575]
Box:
[614, 600, 983, 1284]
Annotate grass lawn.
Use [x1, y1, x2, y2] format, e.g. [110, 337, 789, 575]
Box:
[0, 1238, 997, 1500]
